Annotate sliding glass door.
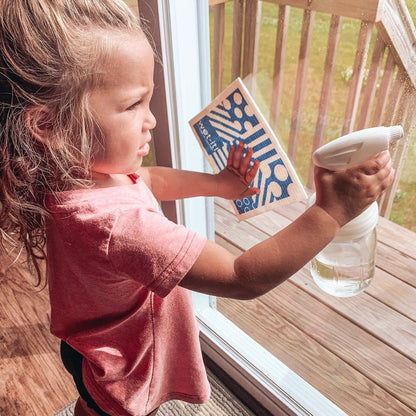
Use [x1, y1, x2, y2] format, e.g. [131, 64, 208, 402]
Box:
[137, 1, 345, 414]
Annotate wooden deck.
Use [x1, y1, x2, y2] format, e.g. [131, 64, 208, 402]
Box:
[215, 197, 416, 416]
[0, 258, 77, 415]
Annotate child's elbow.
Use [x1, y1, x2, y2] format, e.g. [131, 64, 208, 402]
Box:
[232, 262, 272, 300]
[234, 285, 267, 300]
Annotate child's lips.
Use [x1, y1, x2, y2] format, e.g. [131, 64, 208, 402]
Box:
[138, 142, 150, 156]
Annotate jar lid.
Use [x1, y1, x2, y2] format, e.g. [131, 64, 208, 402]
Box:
[308, 194, 379, 240]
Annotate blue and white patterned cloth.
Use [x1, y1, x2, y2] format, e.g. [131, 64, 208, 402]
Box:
[190, 78, 306, 220]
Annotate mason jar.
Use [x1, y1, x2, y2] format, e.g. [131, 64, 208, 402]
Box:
[309, 195, 378, 297]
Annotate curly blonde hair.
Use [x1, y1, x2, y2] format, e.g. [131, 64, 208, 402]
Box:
[0, 0, 143, 285]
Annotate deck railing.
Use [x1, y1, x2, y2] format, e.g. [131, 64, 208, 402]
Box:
[209, 0, 416, 218]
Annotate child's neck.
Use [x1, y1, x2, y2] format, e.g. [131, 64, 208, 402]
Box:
[91, 172, 135, 189]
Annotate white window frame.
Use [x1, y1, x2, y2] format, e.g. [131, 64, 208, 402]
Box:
[139, 1, 347, 414]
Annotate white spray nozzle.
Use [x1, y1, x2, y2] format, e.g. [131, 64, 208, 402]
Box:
[387, 125, 404, 143]
[313, 125, 404, 170]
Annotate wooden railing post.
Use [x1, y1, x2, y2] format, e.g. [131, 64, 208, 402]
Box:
[232, 0, 244, 80]
[357, 35, 386, 130]
[270, 4, 290, 133]
[288, 8, 315, 165]
[342, 21, 374, 135]
[307, 14, 343, 189]
[242, 0, 261, 94]
[212, 3, 225, 96]
[372, 51, 396, 126]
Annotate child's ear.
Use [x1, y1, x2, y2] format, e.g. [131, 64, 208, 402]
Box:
[23, 105, 55, 145]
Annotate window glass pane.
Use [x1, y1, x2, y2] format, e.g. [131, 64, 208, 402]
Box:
[210, 2, 416, 415]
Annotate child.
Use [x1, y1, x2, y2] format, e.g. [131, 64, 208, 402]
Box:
[0, 1, 394, 415]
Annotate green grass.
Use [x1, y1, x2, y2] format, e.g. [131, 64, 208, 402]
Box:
[211, 1, 416, 231]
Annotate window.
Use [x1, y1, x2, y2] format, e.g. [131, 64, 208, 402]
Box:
[138, 1, 348, 414]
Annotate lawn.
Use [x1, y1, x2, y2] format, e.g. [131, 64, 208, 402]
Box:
[211, 1, 416, 231]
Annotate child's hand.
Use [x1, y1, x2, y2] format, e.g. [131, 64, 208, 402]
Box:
[215, 142, 260, 200]
[314, 150, 395, 226]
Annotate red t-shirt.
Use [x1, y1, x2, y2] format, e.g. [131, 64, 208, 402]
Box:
[45, 177, 210, 415]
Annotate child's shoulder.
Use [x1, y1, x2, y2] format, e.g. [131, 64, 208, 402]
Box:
[45, 176, 155, 214]
[45, 178, 163, 243]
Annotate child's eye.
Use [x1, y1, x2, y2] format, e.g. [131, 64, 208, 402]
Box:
[126, 100, 142, 111]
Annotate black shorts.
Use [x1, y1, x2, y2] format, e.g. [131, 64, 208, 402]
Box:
[60, 341, 111, 416]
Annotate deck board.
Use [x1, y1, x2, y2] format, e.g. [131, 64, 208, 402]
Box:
[364, 268, 416, 320]
[215, 197, 416, 415]
[218, 297, 415, 415]
[258, 282, 416, 402]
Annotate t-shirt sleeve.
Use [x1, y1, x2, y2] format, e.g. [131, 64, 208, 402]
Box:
[107, 207, 207, 298]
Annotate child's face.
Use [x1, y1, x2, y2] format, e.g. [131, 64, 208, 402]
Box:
[89, 33, 156, 177]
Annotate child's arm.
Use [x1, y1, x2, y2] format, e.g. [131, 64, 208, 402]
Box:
[137, 142, 260, 201]
[179, 151, 394, 299]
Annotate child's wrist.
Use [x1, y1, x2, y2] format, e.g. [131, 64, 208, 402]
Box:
[308, 204, 342, 232]
[213, 172, 222, 197]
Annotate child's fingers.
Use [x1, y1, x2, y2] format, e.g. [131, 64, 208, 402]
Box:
[232, 141, 245, 169]
[226, 142, 259, 187]
[240, 147, 253, 174]
[380, 168, 395, 193]
[376, 158, 393, 183]
[240, 186, 260, 199]
[227, 145, 236, 167]
[349, 151, 394, 195]
[354, 150, 390, 175]
[375, 156, 395, 194]
[245, 159, 260, 184]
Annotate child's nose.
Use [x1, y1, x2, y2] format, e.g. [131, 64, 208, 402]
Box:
[144, 110, 157, 131]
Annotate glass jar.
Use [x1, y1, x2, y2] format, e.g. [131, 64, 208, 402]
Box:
[309, 195, 379, 297]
